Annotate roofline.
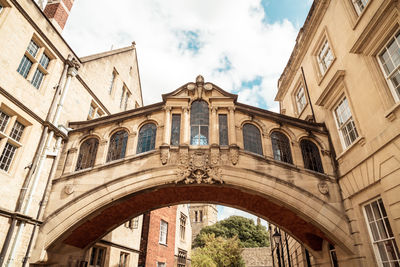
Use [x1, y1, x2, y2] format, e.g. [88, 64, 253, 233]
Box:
[80, 44, 136, 63]
[276, 0, 330, 101]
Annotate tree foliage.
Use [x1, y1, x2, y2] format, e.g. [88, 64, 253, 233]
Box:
[193, 215, 270, 248]
[192, 233, 245, 267]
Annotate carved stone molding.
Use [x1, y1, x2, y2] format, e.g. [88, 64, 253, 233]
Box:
[229, 145, 239, 165]
[175, 151, 223, 184]
[160, 144, 170, 165]
[318, 181, 329, 195]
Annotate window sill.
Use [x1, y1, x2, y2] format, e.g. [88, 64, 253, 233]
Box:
[384, 101, 400, 122]
[336, 136, 365, 161]
[159, 242, 168, 247]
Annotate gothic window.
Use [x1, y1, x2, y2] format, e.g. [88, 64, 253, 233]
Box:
[219, 114, 228, 146]
[76, 138, 99, 171]
[137, 123, 157, 154]
[271, 131, 293, 164]
[300, 139, 324, 173]
[190, 100, 209, 145]
[243, 123, 263, 155]
[107, 130, 128, 162]
[170, 114, 181, 146]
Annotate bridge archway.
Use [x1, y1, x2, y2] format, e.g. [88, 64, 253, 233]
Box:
[32, 76, 358, 266]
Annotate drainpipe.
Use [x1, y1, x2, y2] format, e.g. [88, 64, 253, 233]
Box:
[22, 137, 63, 267]
[301, 67, 316, 122]
[0, 56, 70, 266]
[5, 62, 78, 267]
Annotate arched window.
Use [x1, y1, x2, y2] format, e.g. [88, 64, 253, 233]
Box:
[137, 123, 157, 154]
[107, 130, 128, 162]
[243, 123, 263, 155]
[190, 100, 209, 145]
[300, 139, 324, 173]
[271, 131, 293, 164]
[75, 138, 99, 170]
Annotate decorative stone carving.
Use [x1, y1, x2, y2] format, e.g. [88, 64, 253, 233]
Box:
[160, 145, 169, 165]
[186, 75, 213, 100]
[64, 184, 74, 195]
[318, 181, 329, 195]
[210, 147, 220, 165]
[175, 151, 223, 184]
[229, 145, 239, 165]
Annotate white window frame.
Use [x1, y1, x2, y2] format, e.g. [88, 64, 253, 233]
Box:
[363, 198, 400, 267]
[118, 252, 129, 267]
[333, 96, 359, 148]
[157, 262, 166, 267]
[317, 39, 334, 75]
[88, 101, 104, 120]
[377, 29, 400, 103]
[295, 86, 307, 114]
[180, 213, 187, 241]
[352, 0, 369, 15]
[159, 220, 168, 245]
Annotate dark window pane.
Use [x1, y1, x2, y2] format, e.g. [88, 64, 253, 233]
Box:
[271, 131, 293, 164]
[190, 101, 209, 145]
[243, 123, 263, 155]
[76, 138, 99, 170]
[170, 114, 181, 146]
[10, 121, 25, 142]
[107, 130, 128, 161]
[17, 55, 33, 78]
[300, 140, 324, 173]
[219, 114, 228, 146]
[137, 123, 157, 154]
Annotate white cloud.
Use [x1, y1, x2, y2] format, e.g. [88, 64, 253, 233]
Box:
[63, 0, 298, 109]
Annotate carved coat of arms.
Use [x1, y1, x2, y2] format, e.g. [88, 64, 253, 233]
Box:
[175, 151, 223, 184]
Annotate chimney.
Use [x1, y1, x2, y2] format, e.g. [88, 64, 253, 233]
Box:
[43, 0, 74, 32]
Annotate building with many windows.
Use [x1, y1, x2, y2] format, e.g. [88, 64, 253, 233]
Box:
[0, 0, 144, 266]
[274, 0, 400, 266]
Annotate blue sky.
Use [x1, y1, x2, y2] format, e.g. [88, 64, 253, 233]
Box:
[60, 0, 312, 225]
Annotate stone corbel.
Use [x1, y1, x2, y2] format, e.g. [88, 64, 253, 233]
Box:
[229, 144, 239, 165]
[160, 144, 170, 165]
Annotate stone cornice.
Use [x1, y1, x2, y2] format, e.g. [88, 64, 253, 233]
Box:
[276, 0, 331, 101]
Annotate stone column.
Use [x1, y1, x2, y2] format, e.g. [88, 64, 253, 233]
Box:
[94, 140, 108, 166]
[228, 107, 237, 145]
[182, 107, 190, 145]
[126, 132, 137, 156]
[163, 107, 172, 145]
[210, 106, 218, 145]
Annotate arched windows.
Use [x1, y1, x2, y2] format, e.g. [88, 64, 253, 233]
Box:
[137, 123, 157, 154]
[190, 101, 209, 145]
[76, 138, 99, 170]
[107, 130, 128, 162]
[243, 123, 263, 155]
[300, 139, 324, 173]
[271, 131, 293, 164]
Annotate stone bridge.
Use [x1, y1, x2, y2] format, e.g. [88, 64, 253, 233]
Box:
[32, 76, 358, 266]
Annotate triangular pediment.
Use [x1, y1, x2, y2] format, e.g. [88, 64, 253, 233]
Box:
[162, 75, 238, 103]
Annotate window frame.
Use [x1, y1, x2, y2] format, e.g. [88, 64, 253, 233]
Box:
[159, 220, 168, 245]
[300, 139, 324, 173]
[170, 114, 181, 146]
[118, 252, 129, 267]
[218, 114, 229, 146]
[333, 96, 359, 148]
[89, 246, 106, 267]
[317, 39, 334, 76]
[270, 131, 293, 164]
[242, 123, 263, 155]
[106, 130, 128, 162]
[190, 100, 209, 146]
[352, 0, 370, 16]
[295, 86, 307, 115]
[75, 138, 99, 171]
[377, 29, 400, 103]
[16, 37, 53, 90]
[180, 213, 187, 241]
[136, 123, 157, 154]
[363, 197, 400, 267]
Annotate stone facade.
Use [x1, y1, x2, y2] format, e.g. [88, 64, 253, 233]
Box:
[275, 0, 400, 266]
[189, 204, 218, 242]
[0, 0, 143, 266]
[241, 247, 272, 267]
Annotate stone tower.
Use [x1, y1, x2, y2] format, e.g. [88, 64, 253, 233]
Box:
[189, 204, 218, 241]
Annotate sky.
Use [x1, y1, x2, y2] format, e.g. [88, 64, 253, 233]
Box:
[59, 0, 312, 226]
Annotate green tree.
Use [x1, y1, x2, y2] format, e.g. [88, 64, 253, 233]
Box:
[193, 216, 270, 248]
[192, 233, 245, 267]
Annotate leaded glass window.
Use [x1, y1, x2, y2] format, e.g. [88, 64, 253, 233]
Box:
[171, 114, 181, 146]
[219, 114, 228, 146]
[10, 121, 25, 142]
[300, 139, 324, 173]
[190, 101, 209, 145]
[243, 123, 263, 155]
[27, 40, 39, 57]
[31, 69, 45, 89]
[0, 111, 10, 132]
[107, 130, 128, 162]
[137, 123, 157, 154]
[271, 131, 293, 164]
[17, 55, 33, 78]
[76, 138, 99, 170]
[39, 54, 50, 69]
[0, 143, 17, 171]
